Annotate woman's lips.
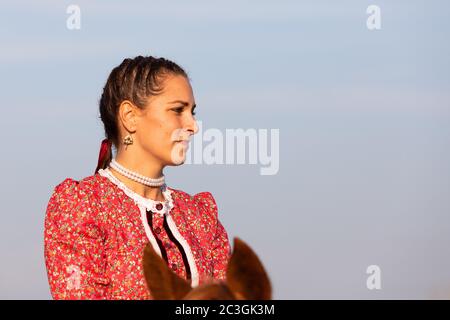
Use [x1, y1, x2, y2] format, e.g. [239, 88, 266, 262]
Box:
[176, 140, 190, 149]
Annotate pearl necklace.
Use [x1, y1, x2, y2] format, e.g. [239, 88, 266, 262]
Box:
[109, 158, 165, 187]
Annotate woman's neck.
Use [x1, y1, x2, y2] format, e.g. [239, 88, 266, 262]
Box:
[111, 153, 166, 202]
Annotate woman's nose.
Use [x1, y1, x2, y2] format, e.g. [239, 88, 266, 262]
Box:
[186, 119, 199, 136]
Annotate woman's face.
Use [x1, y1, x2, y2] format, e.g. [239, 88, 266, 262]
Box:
[120, 74, 198, 167]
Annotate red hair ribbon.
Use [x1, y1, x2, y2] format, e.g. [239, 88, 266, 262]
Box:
[96, 138, 112, 172]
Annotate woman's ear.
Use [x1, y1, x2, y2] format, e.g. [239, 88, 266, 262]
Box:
[118, 100, 139, 133]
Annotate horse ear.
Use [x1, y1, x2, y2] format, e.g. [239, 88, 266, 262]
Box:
[142, 243, 192, 299]
[226, 237, 272, 300]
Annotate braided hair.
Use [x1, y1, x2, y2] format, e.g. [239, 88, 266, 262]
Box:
[95, 55, 188, 174]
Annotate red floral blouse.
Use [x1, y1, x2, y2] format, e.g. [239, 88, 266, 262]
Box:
[44, 168, 231, 299]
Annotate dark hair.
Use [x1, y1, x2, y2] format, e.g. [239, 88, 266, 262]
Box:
[95, 55, 188, 174]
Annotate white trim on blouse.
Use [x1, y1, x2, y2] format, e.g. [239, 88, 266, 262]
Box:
[97, 168, 200, 287]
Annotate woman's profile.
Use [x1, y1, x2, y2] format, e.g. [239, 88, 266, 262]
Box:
[43, 55, 231, 299]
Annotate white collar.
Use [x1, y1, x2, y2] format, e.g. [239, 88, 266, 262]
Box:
[98, 168, 174, 216]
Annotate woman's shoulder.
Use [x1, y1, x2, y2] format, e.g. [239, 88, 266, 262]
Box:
[45, 174, 109, 244]
[49, 174, 103, 201]
[45, 174, 105, 221]
[168, 187, 219, 219]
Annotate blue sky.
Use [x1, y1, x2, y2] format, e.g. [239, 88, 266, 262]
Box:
[0, 0, 449, 299]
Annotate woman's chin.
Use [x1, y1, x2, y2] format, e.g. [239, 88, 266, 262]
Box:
[169, 156, 187, 166]
[169, 142, 189, 165]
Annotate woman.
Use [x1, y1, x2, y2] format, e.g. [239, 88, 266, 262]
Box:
[44, 56, 231, 299]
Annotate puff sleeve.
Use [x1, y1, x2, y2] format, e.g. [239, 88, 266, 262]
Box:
[194, 192, 232, 281]
[44, 178, 109, 299]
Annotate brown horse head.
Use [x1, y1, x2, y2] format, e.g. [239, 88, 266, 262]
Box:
[142, 237, 272, 300]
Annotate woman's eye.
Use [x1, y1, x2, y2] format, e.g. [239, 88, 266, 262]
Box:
[173, 107, 196, 116]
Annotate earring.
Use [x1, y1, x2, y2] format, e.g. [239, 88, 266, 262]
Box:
[123, 134, 133, 149]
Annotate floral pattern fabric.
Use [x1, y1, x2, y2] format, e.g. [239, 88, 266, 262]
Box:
[44, 171, 231, 299]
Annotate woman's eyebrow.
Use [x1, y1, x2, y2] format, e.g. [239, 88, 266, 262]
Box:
[168, 100, 197, 109]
